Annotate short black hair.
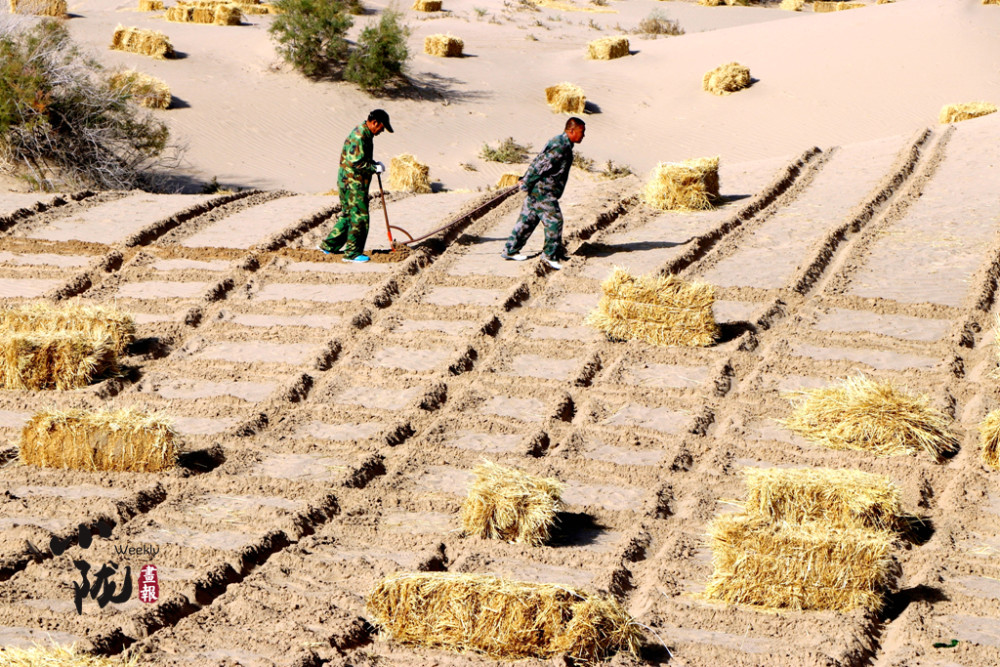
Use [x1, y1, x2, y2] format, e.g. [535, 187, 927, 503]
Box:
[565, 117, 585, 131]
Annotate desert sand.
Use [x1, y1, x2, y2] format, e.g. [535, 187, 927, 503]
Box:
[2, 0, 1000, 665]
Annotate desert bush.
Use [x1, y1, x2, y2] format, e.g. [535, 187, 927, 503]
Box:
[601, 160, 633, 179]
[0, 18, 171, 190]
[269, 0, 354, 76]
[480, 137, 531, 163]
[345, 8, 409, 90]
[635, 11, 683, 36]
[572, 152, 594, 171]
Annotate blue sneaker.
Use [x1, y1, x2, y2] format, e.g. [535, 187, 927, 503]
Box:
[342, 254, 370, 263]
[317, 244, 334, 255]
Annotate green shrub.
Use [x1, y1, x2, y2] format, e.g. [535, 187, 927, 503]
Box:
[0, 19, 170, 190]
[344, 8, 409, 91]
[480, 137, 531, 163]
[269, 0, 354, 77]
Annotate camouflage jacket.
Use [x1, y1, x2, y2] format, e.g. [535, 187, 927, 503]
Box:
[338, 122, 377, 189]
[521, 132, 573, 199]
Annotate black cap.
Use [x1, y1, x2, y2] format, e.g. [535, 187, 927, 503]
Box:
[368, 109, 393, 133]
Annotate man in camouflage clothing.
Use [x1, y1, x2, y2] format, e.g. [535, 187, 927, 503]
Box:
[319, 109, 393, 263]
[501, 117, 585, 271]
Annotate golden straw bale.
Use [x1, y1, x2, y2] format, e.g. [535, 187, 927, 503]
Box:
[586, 267, 718, 347]
[985, 0, 1000, 5]
[164, 4, 193, 20]
[743, 466, 903, 532]
[813, 1, 864, 11]
[20, 408, 177, 473]
[0, 332, 114, 391]
[367, 572, 641, 662]
[0, 644, 137, 667]
[138, 0, 163, 10]
[9, 0, 67, 16]
[388, 153, 432, 193]
[424, 34, 463, 57]
[461, 461, 563, 545]
[939, 102, 998, 124]
[110, 25, 175, 59]
[213, 3, 243, 24]
[586, 36, 629, 60]
[108, 69, 171, 110]
[704, 515, 896, 612]
[240, 2, 269, 11]
[779, 0, 804, 9]
[703, 62, 751, 95]
[0, 302, 136, 357]
[979, 409, 1000, 469]
[412, 0, 442, 9]
[497, 172, 521, 188]
[780, 374, 959, 461]
[642, 156, 720, 211]
[545, 82, 586, 114]
[192, 6, 215, 21]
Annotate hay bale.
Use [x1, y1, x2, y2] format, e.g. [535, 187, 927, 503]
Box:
[0, 302, 136, 357]
[497, 171, 521, 188]
[780, 375, 959, 461]
[424, 34, 463, 57]
[980, 409, 1000, 469]
[108, 69, 171, 110]
[985, 0, 1000, 5]
[20, 408, 177, 473]
[586, 267, 719, 347]
[388, 153, 432, 193]
[814, 1, 864, 11]
[586, 36, 629, 60]
[192, 5, 215, 21]
[545, 82, 586, 114]
[0, 332, 114, 391]
[412, 0, 441, 9]
[367, 572, 641, 661]
[461, 461, 563, 545]
[779, 0, 804, 9]
[743, 466, 903, 532]
[138, 0, 163, 10]
[0, 644, 132, 667]
[110, 25, 175, 59]
[214, 3, 243, 24]
[9, 0, 67, 16]
[939, 102, 998, 124]
[703, 62, 751, 95]
[164, 3, 193, 20]
[642, 156, 720, 211]
[704, 514, 896, 612]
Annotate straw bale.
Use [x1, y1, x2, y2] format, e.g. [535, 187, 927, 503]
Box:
[240, 2, 270, 11]
[110, 25, 175, 59]
[779, 0, 804, 9]
[192, 5, 215, 21]
[939, 102, 997, 124]
[461, 461, 563, 545]
[9, 0, 67, 16]
[412, 0, 441, 9]
[164, 4, 193, 20]
[367, 572, 641, 661]
[388, 153, 432, 193]
[138, 0, 163, 10]
[587, 36, 629, 60]
[0, 301, 136, 357]
[0, 332, 115, 391]
[214, 3, 243, 24]
[424, 34, 463, 57]
[0, 644, 137, 667]
[985, 0, 1000, 5]
[20, 407, 177, 473]
[545, 82, 586, 114]
[497, 171, 521, 188]
[814, 1, 864, 11]
[586, 267, 719, 348]
[780, 374, 959, 461]
[704, 515, 896, 612]
[743, 466, 903, 532]
[108, 69, 171, 110]
[979, 409, 1000, 469]
[703, 62, 751, 95]
[642, 156, 720, 211]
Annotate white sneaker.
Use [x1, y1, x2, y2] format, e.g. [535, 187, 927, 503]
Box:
[543, 256, 562, 270]
[501, 251, 527, 261]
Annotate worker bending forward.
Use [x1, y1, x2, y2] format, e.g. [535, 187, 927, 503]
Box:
[319, 109, 392, 263]
[501, 117, 585, 271]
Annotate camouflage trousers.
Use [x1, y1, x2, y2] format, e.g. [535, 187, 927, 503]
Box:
[321, 182, 370, 258]
[504, 190, 564, 259]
